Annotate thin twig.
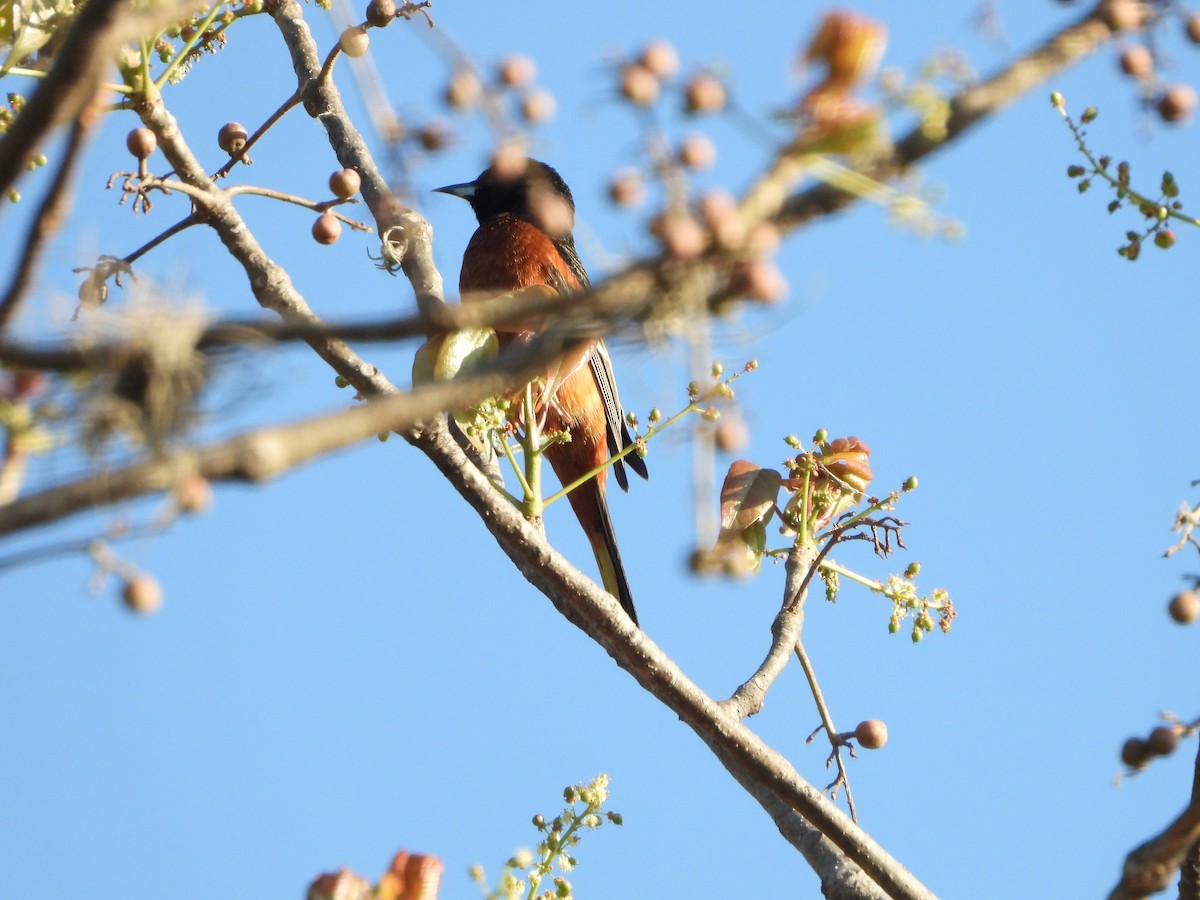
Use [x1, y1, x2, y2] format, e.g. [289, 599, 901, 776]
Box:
[211, 87, 303, 179]
[797, 639, 857, 823]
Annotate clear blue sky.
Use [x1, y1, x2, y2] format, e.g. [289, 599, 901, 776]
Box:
[3, 2, 1199, 897]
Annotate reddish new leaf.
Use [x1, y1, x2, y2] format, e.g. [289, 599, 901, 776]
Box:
[717, 460, 783, 543]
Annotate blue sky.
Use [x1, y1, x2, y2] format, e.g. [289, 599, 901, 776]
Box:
[4, 2, 1200, 897]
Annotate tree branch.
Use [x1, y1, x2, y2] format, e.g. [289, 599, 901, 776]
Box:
[410, 417, 935, 899]
[1110, 793, 1200, 899]
[0, 94, 99, 331]
[0, 317, 606, 535]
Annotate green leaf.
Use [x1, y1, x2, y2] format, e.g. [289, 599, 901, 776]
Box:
[1, 0, 77, 74]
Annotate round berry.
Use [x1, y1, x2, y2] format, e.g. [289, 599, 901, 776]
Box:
[122, 574, 163, 615]
[520, 88, 556, 124]
[416, 122, 449, 152]
[619, 63, 660, 106]
[657, 213, 706, 260]
[714, 417, 749, 453]
[217, 122, 248, 154]
[1120, 736, 1151, 768]
[1154, 229, 1176, 249]
[684, 73, 726, 114]
[1169, 589, 1200, 624]
[1101, 0, 1143, 31]
[445, 69, 482, 110]
[340, 25, 369, 58]
[1119, 45, 1152, 79]
[328, 168, 361, 199]
[497, 54, 536, 87]
[365, 0, 396, 27]
[607, 169, 645, 208]
[1158, 84, 1197, 123]
[126, 127, 157, 160]
[489, 143, 529, 181]
[312, 212, 342, 245]
[854, 719, 888, 750]
[733, 258, 786, 304]
[1148, 725, 1180, 756]
[678, 133, 717, 170]
[639, 40, 679, 79]
[1187, 13, 1200, 44]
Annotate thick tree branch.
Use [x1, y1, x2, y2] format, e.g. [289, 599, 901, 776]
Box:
[1110, 795, 1200, 899]
[0, 318, 603, 535]
[0, 395, 412, 535]
[1181, 746, 1200, 899]
[0, 280, 625, 372]
[412, 417, 935, 900]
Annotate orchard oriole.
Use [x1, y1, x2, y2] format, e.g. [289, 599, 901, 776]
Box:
[436, 159, 648, 624]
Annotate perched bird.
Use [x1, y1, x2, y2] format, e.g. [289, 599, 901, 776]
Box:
[436, 159, 649, 624]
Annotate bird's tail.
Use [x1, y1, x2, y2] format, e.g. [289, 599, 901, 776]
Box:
[573, 480, 638, 626]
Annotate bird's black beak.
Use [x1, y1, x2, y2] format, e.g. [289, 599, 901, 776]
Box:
[433, 180, 477, 199]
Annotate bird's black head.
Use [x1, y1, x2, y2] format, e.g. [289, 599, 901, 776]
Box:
[435, 158, 576, 238]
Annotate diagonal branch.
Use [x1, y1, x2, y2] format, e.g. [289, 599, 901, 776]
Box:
[0, 93, 100, 331]
[1110, 791, 1200, 899]
[411, 416, 935, 900]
